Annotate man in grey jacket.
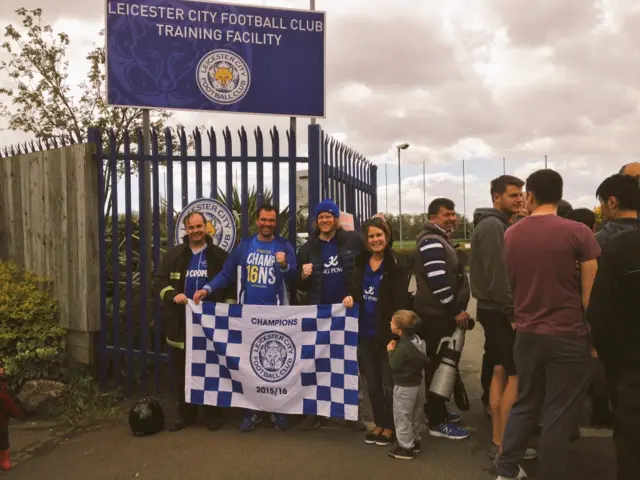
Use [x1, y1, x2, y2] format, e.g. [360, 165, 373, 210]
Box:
[471, 175, 535, 461]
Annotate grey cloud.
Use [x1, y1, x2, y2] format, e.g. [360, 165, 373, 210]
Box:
[0, 0, 103, 23]
[325, 75, 505, 158]
[551, 8, 640, 87]
[326, 15, 462, 89]
[491, 0, 601, 47]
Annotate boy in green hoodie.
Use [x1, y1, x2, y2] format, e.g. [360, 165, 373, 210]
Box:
[387, 310, 431, 460]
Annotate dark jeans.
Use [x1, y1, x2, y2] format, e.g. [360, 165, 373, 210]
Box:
[497, 333, 593, 480]
[616, 421, 640, 480]
[358, 338, 394, 430]
[590, 357, 616, 417]
[0, 425, 8, 450]
[170, 346, 222, 423]
[421, 314, 456, 427]
[614, 370, 640, 480]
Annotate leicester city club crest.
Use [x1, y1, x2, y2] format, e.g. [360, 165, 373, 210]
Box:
[196, 49, 251, 105]
[174, 198, 237, 252]
[250, 331, 296, 383]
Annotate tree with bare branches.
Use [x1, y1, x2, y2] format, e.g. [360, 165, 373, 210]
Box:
[0, 7, 173, 217]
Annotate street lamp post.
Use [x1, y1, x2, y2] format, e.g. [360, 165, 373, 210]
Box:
[423, 160, 426, 214]
[397, 143, 409, 248]
[462, 158, 467, 240]
[385, 163, 388, 213]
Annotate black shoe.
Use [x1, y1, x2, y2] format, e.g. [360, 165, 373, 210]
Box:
[204, 415, 224, 431]
[376, 433, 393, 446]
[365, 432, 378, 444]
[170, 419, 194, 432]
[591, 405, 614, 428]
[570, 428, 580, 442]
[388, 443, 414, 460]
[413, 442, 421, 453]
[300, 415, 324, 431]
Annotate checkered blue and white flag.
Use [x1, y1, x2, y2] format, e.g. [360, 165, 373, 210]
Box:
[185, 300, 360, 420]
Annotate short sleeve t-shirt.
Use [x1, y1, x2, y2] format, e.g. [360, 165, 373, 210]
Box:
[243, 237, 280, 305]
[184, 246, 208, 299]
[359, 262, 384, 340]
[320, 237, 348, 304]
[504, 214, 601, 336]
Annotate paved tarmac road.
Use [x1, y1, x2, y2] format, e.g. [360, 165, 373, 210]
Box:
[8, 298, 616, 479]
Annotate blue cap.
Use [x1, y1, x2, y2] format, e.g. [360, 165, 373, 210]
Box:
[315, 199, 339, 218]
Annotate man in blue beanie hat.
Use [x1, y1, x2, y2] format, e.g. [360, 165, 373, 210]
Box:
[297, 199, 365, 429]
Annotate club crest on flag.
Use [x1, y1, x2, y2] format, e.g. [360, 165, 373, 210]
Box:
[251, 331, 296, 382]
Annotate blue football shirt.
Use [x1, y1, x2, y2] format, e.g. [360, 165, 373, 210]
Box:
[320, 237, 348, 304]
[185, 246, 208, 299]
[359, 261, 384, 340]
[243, 237, 280, 305]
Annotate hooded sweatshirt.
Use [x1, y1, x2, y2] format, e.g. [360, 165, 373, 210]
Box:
[469, 208, 514, 322]
[595, 217, 640, 251]
[388, 320, 430, 387]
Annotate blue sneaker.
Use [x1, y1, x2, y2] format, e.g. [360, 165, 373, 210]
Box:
[428, 422, 470, 440]
[446, 411, 461, 424]
[240, 410, 262, 432]
[270, 413, 290, 431]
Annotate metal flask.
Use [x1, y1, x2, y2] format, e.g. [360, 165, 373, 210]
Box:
[428, 327, 467, 400]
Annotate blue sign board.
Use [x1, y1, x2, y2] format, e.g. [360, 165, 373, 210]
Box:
[105, 1, 326, 117]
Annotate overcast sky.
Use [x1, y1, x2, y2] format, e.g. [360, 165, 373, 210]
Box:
[1, 0, 638, 219]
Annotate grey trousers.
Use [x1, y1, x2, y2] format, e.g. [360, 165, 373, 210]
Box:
[393, 384, 425, 450]
[497, 332, 593, 480]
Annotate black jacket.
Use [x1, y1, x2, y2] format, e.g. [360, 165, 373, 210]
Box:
[353, 247, 409, 348]
[297, 229, 365, 305]
[595, 217, 640, 250]
[153, 235, 235, 347]
[587, 229, 640, 376]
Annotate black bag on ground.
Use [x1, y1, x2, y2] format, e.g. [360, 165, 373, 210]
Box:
[129, 397, 165, 436]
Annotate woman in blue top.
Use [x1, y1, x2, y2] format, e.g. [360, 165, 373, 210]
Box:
[343, 217, 410, 446]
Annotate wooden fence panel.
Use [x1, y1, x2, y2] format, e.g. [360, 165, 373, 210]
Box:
[0, 144, 99, 364]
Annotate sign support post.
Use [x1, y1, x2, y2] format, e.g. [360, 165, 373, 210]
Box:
[142, 109, 152, 294]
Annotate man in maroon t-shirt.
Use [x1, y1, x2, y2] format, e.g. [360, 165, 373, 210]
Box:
[495, 169, 600, 480]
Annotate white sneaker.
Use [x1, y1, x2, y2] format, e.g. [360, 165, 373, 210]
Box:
[496, 465, 527, 479]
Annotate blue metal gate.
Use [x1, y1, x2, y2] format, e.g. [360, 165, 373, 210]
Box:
[88, 123, 376, 394]
[320, 133, 378, 230]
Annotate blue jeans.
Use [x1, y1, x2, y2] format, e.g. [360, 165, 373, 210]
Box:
[358, 338, 394, 430]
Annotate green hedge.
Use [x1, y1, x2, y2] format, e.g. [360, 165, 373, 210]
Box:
[0, 261, 66, 389]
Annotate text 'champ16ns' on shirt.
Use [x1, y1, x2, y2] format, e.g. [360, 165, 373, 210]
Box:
[243, 238, 281, 305]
